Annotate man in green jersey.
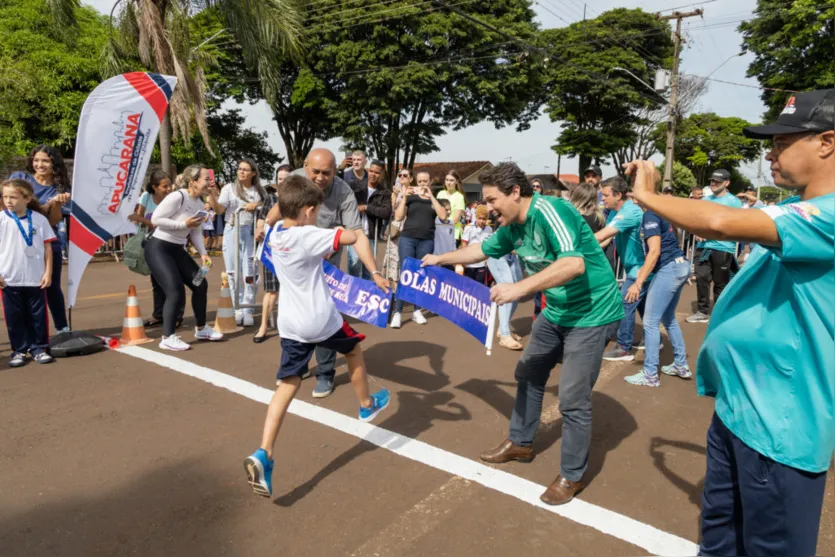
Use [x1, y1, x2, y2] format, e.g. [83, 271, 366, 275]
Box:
[627, 89, 834, 557]
[422, 163, 623, 505]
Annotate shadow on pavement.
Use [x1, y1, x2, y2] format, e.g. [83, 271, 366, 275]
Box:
[649, 436, 706, 506]
[0, 459, 239, 557]
[274, 389, 470, 507]
[357, 341, 448, 393]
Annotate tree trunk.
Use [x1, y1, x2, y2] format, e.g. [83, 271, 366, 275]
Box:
[578, 155, 591, 176]
[159, 109, 173, 176]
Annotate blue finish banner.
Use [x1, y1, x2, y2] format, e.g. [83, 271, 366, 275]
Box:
[258, 224, 392, 329]
[396, 257, 496, 350]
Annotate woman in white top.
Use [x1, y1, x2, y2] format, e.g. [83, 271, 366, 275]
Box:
[146, 165, 223, 351]
[207, 158, 267, 327]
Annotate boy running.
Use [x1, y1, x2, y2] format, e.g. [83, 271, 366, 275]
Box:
[244, 175, 390, 498]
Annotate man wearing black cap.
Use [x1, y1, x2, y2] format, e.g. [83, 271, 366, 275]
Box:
[626, 88, 834, 557]
[662, 186, 674, 196]
[737, 184, 765, 209]
[685, 168, 743, 323]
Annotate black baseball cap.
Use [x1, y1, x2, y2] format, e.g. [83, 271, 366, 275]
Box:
[583, 165, 602, 177]
[709, 169, 731, 182]
[662, 186, 674, 193]
[744, 89, 835, 139]
[745, 184, 756, 192]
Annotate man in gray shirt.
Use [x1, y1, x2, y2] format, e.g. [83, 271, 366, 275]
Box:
[268, 148, 390, 398]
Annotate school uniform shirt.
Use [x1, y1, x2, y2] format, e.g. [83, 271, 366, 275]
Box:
[270, 226, 343, 343]
[433, 218, 456, 256]
[696, 193, 834, 473]
[462, 224, 493, 268]
[697, 192, 743, 254]
[640, 210, 684, 272]
[218, 184, 262, 226]
[437, 190, 466, 240]
[150, 190, 207, 255]
[606, 199, 645, 279]
[481, 193, 624, 328]
[9, 171, 66, 253]
[0, 210, 57, 286]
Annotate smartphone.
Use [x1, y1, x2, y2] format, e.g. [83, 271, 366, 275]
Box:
[194, 210, 209, 220]
[208, 169, 215, 183]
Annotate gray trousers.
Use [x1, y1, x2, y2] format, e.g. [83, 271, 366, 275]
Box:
[508, 316, 610, 482]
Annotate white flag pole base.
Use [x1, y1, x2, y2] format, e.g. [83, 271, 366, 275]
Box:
[485, 302, 498, 356]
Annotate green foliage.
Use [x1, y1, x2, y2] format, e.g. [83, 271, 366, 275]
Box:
[655, 112, 762, 187]
[0, 0, 108, 161]
[740, 0, 834, 122]
[661, 160, 698, 196]
[169, 108, 283, 183]
[538, 8, 674, 173]
[304, 0, 543, 179]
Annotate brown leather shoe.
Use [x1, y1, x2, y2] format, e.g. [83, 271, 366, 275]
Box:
[540, 476, 585, 505]
[479, 439, 534, 464]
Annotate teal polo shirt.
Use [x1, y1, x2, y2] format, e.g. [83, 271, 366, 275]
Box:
[698, 192, 744, 253]
[696, 193, 834, 473]
[606, 199, 645, 279]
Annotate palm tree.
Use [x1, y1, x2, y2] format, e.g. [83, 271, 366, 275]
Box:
[99, 0, 303, 174]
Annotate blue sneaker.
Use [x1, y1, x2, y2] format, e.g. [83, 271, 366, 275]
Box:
[312, 376, 334, 398]
[244, 449, 273, 497]
[359, 389, 390, 423]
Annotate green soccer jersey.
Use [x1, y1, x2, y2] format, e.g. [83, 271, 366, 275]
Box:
[481, 194, 624, 328]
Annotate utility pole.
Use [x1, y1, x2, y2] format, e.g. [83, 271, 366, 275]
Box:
[659, 9, 702, 188]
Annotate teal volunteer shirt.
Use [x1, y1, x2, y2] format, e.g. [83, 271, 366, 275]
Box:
[698, 192, 743, 253]
[606, 199, 645, 279]
[696, 193, 834, 473]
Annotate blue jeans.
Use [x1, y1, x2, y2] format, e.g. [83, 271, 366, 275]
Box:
[222, 223, 257, 315]
[617, 276, 648, 351]
[700, 413, 827, 557]
[487, 254, 522, 337]
[394, 236, 434, 313]
[642, 259, 689, 376]
[346, 245, 371, 280]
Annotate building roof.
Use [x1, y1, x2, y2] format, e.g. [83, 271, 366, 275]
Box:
[412, 161, 493, 185]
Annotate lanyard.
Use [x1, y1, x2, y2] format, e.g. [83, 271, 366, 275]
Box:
[6, 209, 34, 246]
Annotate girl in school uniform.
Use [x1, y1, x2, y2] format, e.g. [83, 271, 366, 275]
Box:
[0, 179, 57, 367]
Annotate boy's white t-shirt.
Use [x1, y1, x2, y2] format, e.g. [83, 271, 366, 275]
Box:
[0, 210, 57, 287]
[270, 225, 344, 343]
[462, 224, 493, 268]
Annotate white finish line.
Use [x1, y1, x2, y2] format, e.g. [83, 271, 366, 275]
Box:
[119, 345, 699, 556]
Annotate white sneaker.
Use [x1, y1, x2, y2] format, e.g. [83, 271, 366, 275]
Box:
[412, 310, 427, 325]
[57, 326, 71, 334]
[195, 325, 224, 342]
[235, 310, 244, 325]
[242, 313, 255, 327]
[160, 335, 190, 351]
[390, 312, 402, 329]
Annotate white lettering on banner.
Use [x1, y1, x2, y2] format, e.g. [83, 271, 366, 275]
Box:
[399, 270, 438, 295]
[355, 290, 391, 314]
[437, 282, 491, 327]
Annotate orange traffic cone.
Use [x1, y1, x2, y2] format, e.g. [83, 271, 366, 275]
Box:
[119, 285, 154, 345]
[214, 272, 243, 334]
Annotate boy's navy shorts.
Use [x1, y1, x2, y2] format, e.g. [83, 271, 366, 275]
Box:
[277, 321, 365, 380]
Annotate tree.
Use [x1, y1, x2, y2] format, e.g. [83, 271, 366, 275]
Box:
[660, 160, 697, 196]
[0, 0, 108, 162]
[170, 108, 283, 183]
[103, 0, 304, 174]
[611, 74, 707, 174]
[538, 8, 674, 174]
[306, 0, 543, 181]
[740, 0, 834, 122]
[655, 112, 762, 187]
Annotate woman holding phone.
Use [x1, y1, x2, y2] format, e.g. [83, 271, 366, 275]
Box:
[145, 165, 223, 351]
[207, 158, 267, 327]
[390, 168, 448, 329]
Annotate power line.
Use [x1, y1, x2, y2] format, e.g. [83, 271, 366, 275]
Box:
[656, 0, 716, 13]
[682, 74, 798, 93]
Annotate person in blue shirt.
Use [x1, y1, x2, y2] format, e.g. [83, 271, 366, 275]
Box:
[594, 176, 649, 361]
[686, 168, 743, 324]
[9, 145, 72, 333]
[622, 205, 690, 387]
[626, 88, 834, 557]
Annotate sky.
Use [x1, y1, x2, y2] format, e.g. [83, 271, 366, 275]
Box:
[84, 0, 769, 182]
